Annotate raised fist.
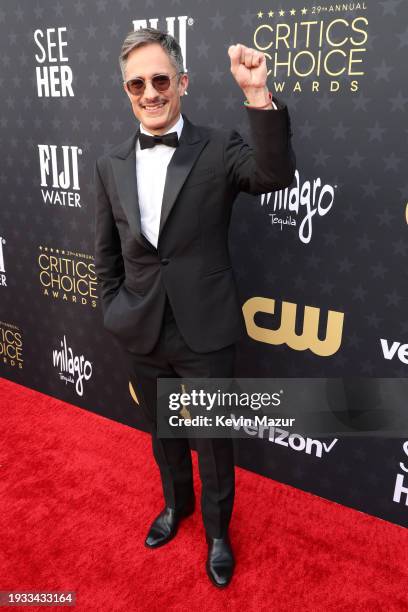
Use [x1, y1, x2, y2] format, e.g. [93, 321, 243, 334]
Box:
[228, 43, 268, 92]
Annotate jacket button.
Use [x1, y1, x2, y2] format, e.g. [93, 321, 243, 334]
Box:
[160, 258, 170, 265]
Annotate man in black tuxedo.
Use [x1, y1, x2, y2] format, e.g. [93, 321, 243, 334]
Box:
[94, 27, 295, 588]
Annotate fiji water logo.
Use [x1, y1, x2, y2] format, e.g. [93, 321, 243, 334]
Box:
[261, 170, 336, 244]
[38, 144, 82, 207]
[133, 16, 194, 72]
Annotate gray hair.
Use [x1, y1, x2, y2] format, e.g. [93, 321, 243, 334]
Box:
[119, 27, 185, 81]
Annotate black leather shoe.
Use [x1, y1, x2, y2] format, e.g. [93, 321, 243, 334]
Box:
[205, 532, 235, 588]
[144, 498, 195, 548]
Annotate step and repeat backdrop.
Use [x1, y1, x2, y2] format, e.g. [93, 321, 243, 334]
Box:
[0, 0, 407, 528]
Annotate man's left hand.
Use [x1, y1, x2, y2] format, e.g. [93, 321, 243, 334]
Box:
[228, 43, 271, 107]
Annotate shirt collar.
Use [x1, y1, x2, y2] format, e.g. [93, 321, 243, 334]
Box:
[138, 113, 184, 141]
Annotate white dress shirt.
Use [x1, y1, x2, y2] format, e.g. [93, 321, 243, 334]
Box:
[136, 113, 184, 248]
[135, 101, 277, 248]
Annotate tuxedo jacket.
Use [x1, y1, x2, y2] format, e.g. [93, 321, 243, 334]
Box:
[93, 96, 296, 354]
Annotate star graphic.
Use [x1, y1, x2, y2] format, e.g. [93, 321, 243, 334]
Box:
[342, 206, 358, 223]
[338, 258, 354, 273]
[223, 93, 238, 110]
[197, 40, 210, 58]
[346, 151, 365, 168]
[240, 10, 256, 27]
[306, 253, 322, 268]
[209, 65, 224, 84]
[376, 208, 395, 226]
[365, 313, 382, 328]
[396, 27, 408, 48]
[320, 279, 335, 295]
[361, 180, 380, 198]
[298, 120, 316, 139]
[352, 93, 371, 112]
[332, 122, 350, 140]
[379, 0, 402, 15]
[385, 290, 402, 307]
[313, 149, 331, 166]
[393, 239, 408, 256]
[86, 24, 97, 39]
[352, 286, 367, 302]
[371, 262, 388, 278]
[367, 122, 386, 142]
[210, 11, 226, 30]
[316, 93, 334, 112]
[324, 231, 340, 246]
[383, 152, 402, 172]
[389, 91, 408, 111]
[75, 0, 86, 15]
[279, 248, 293, 264]
[196, 94, 209, 110]
[294, 275, 307, 290]
[373, 60, 394, 81]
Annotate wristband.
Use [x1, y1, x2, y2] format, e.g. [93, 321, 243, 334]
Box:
[244, 91, 273, 109]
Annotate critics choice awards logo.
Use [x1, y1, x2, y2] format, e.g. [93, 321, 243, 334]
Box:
[253, 3, 368, 93]
[38, 246, 98, 308]
[0, 322, 24, 369]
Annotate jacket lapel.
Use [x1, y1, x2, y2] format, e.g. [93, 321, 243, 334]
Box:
[109, 128, 147, 248]
[109, 113, 209, 249]
[158, 114, 209, 239]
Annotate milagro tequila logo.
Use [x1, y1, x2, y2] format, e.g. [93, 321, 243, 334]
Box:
[133, 16, 193, 73]
[0, 236, 6, 286]
[34, 27, 74, 97]
[260, 170, 336, 244]
[38, 145, 82, 206]
[52, 335, 93, 396]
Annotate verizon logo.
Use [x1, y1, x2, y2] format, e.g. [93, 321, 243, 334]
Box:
[380, 338, 408, 365]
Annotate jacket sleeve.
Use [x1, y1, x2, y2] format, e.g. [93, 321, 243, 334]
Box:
[224, 97, 296, 195]
[93, 158, 125, 316]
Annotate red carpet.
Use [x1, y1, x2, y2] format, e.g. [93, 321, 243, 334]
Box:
[0, 377, 407, 611]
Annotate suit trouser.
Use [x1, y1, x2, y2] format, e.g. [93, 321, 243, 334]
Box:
[124, 295, 236, 538]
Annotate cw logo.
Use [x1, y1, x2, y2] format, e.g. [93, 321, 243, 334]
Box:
[243, 297, 344, 357]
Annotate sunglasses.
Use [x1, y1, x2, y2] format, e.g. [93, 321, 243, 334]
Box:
[125, 72, 183, 96]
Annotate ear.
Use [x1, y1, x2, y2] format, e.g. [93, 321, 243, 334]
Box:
[123, 82, 132, 102]
[178, 73, 189, 96]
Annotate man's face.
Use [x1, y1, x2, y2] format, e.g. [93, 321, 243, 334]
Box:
[123, 43, 188, 135]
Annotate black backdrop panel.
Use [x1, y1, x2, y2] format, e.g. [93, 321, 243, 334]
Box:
[0, 0, 407, 528]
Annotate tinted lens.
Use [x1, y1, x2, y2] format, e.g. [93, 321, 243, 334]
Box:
[152, 74, 171, 91]
[127, 78, 145, 95]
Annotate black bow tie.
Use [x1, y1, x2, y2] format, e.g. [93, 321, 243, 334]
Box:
[139, 131, 179, 150]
